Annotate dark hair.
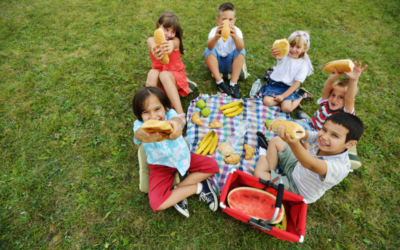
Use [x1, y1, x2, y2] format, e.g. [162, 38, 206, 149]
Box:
[132, 86, 171, 121]
[325, 113, 364, 142]
[218, 2, 235, 17]
[156, 11, 184, 55]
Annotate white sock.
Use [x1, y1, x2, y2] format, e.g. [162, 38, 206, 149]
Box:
[196, 183, 203, 194]
[216, 79, 224, 85]
[259, 148, 267, 156]
[230, 81, 237, 87]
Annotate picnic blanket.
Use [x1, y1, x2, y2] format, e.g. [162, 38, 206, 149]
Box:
[185, 93, 290, 194]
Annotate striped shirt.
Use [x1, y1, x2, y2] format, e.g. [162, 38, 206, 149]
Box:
[292, 131, 351, 203]
[312, 98, 355, 131]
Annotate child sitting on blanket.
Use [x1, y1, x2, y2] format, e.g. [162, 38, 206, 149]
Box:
[290, 62, 368, 132]
[261, 31, 314, 113]
[133, 86, 219, 218]
[146, 11, 188, 124]
[255, 113, 364, 203]
[205, 2, 245, 99]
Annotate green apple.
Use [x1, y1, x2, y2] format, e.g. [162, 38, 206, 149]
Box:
[196, 99, 206, 109]
[201, 107, 211, 117]
[265, 120, 273, 128]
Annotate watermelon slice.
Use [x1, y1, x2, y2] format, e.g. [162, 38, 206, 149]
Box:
[227, 187, 285, 224]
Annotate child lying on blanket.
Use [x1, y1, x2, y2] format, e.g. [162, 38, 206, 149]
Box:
[288, 62, 368, 132]
[132, 86, 219, 218]
[254, 113, 364, 203]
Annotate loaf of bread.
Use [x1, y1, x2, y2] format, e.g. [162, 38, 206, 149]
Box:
[221, 20, 230, 42]
[272, 39, 289, 59]
[154, 28, 169, 64]
[218, 142, 234, 156]
[324, 59, 354, 73]
[141, 120, 174, 141]
[271, 120, 305, 139]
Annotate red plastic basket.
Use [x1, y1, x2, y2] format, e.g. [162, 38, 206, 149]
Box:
[220, 169, 307, 243]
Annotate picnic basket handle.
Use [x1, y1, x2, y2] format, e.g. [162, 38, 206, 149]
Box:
[258, 177, 285, 225]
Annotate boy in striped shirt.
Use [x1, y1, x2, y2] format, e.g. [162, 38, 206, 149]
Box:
[254, 113, 364, 203]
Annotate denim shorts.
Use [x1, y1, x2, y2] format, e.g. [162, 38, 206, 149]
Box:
[286, 118, 315, 132]
[204, 48, 246, 74]
[261, 79, 302, 101]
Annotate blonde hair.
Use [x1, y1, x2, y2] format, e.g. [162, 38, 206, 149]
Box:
[333, 78, 360, 93]
[288, 32, 309, 59]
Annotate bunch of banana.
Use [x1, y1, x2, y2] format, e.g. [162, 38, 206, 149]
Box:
[196, 131, 219, 156]
[219, 101, 244, 117]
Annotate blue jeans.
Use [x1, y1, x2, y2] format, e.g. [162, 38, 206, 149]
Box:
[261, 80, 302, 101]
[204, 48, 246, 74]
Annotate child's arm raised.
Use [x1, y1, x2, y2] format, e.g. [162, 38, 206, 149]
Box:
[207, 24, 223, 50]
[321, 68, 343, 99]
[230, 24, 244, 51]
[343, 61, 368, 112]
[276, 126, 327, 176]
[147, 37, 164, 60]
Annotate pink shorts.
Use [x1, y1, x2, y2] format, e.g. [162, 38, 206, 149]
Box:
[148, 153, 219, 212]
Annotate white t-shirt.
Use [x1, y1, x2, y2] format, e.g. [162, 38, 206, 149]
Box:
[208, 26, 243, 57]
[270, 55, 309, 86]
[292, 131, 351, 203]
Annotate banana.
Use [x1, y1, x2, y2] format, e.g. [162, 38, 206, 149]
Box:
[209, 133, 219, 155]
[219, 100, 243, 111]
[222, 105, 241, 114]
[225, 106, 244, 117]
[281, 213, 287, 231]
[201, 134, 216, 156]
[196, 132, 214, 154]
[199, 131, 213, 147]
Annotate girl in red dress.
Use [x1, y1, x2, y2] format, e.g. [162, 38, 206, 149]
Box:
[146, 11, 188, 124]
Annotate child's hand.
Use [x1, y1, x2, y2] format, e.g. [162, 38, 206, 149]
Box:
[327, 68, 344, 80]
[151, 44, 164, 60]
[166, 120, 183, 140]
[138, 127, 163, 143]
[230, 24, 237, 39]
[344, 61, 368, 81]
[214, 24, 223, 39]
[161, 40, 174, 55]
[271, 47, 280, 59]
[276, 126, 300, 144]
[273, 94, 284, 103]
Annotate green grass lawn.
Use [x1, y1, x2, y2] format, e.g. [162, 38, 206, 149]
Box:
[1, 0, 399, 248]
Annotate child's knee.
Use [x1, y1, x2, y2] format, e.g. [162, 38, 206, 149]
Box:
[159, 71, 173, 82]
[280, 106, 293, 113]
[263, 96, 275, 106]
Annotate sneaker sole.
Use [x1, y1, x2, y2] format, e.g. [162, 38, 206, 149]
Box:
[204, 179, 218, 212]
[174, 204, 189, 218]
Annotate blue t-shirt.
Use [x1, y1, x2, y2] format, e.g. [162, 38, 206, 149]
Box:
[133, 109, 191, 176]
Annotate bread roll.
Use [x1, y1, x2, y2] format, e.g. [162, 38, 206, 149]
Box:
[271, 120, 305, 139]
[224, 154, 240, 164]
[324, 59, 354, 73]
[218, 142, 234, 156]
[272, 39, 289, 59]
[191, 112, 204, 126]
[154, 28, 169, 64]
[244, 144, 255, 160]
[141, 120, 174, 142]
[221, 20, 230, 42]
[208, 120, 223, 129]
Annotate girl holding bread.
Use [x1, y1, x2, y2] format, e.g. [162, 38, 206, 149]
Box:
[133, 86, 219, 218]
[146, 11, 188, 124]
[261, 31, 314, 113]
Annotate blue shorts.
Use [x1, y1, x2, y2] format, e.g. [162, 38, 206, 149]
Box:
[261, 79, 302, 101]
[204, 48, 246, 74]
[286, 118, 315, 132]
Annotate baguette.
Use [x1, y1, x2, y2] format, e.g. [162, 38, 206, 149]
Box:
[272, 39, 289, 59]
[154, 28, 169, 64]
[221, 20, 230, 42]
[271, 120, 305, 139]
[141, 120, 173, 141]
[324, 59, 354, 73]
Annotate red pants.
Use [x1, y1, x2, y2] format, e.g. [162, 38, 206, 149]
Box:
[148, 153, 219, 212]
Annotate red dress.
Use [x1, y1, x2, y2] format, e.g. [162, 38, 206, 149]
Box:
[149, 50, 189, 97]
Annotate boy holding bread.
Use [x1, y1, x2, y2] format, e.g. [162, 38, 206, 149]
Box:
[204, 2, 245, 99]
[255, 113, 364, 203]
